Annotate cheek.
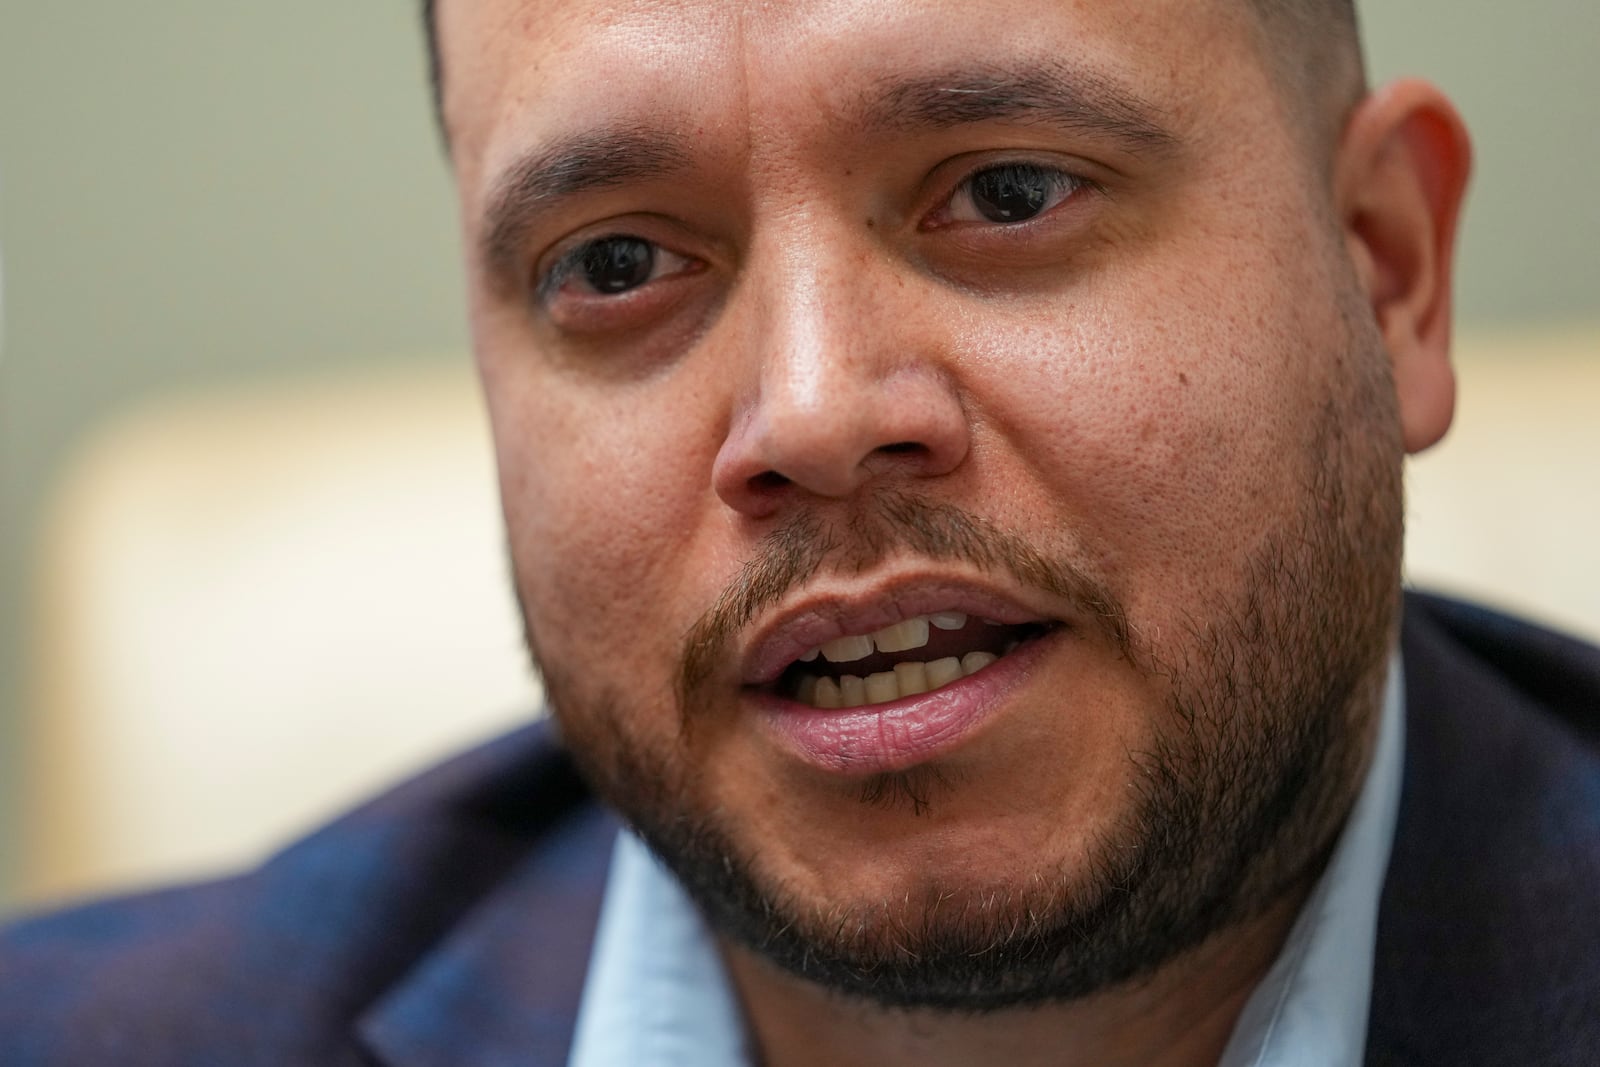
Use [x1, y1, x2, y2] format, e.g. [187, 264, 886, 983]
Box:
[481, 357, 721, 674]
[956, 238, 1338, 620]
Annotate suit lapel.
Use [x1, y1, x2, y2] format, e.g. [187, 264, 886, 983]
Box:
[1366, 595, 1600, 1065]
[356, 803, 619, 1067]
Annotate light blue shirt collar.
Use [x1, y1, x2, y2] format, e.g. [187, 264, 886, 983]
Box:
[567, 828, 751, 1066]
[570, 658, 1405, 1067]
[1217, 655, 1405, 1067]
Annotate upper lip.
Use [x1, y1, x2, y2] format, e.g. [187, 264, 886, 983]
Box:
[738, 570, 1067, 687]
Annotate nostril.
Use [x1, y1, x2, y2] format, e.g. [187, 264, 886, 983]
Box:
[879, 441, 923, 455]
[749, 470, 790, 493]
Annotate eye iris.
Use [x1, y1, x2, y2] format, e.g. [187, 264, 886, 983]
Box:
[580, 237, 654, 294]
[971, 165, 1054, 223]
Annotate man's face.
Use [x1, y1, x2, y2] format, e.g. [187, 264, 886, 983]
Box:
[441, 0, 1404, 1005]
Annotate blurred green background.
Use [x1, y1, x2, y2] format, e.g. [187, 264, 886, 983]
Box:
[2, 2, 1596, 905]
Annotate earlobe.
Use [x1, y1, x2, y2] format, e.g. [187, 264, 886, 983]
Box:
[1336, 79, 1473, 454]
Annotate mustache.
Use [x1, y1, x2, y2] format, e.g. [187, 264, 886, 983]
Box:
[676, 492, 1136, 707]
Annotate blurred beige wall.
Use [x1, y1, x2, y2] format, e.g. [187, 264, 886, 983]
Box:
[1, 2, 1596, 906]
[0, 5, 467, 901]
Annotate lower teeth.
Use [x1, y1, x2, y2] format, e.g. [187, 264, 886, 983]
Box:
[798, 649, 1005, 709]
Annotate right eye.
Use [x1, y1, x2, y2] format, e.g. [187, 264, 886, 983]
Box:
[542, 235, 697, 300]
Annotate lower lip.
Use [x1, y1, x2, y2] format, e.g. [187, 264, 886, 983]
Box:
[750, 630, 1061, 776]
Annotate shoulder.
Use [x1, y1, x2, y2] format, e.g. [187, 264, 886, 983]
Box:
[1404, 591, 1600, 739]
[0, 720, 617, 1065]
[1400, 592, 1600, 829]
[1370, 593, 1600, 1066]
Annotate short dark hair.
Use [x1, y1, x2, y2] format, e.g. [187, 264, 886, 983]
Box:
[1245, 0, 1367, 146]
[420, 0, 1362, 145]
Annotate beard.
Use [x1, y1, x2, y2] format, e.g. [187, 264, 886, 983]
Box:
[524, 326, 1405, 1011]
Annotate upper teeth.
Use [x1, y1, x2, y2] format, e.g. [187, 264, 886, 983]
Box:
[811, 612, 971, 664]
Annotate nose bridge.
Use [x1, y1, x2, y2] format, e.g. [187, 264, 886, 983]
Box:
[712, 210, 970, 513]
[754, 214, 879, 437]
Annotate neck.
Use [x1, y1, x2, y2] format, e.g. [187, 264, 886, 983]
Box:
[721, 888, 1307, 1067]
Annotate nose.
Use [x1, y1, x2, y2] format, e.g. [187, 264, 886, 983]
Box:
[711, 239, 970, 518]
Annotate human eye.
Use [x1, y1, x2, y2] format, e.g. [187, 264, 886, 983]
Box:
[539, 233, 698, 303]
[940, 162, 1089, 226]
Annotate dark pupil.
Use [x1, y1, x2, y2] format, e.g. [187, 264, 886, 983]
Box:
[581, 237, 654, 294]
[971, 165, 1053, 223]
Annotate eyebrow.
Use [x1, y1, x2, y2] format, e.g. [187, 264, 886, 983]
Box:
[859, 64, 1180, 154]
[476, 63, 1177, 281]
[480, 128, 691, 280]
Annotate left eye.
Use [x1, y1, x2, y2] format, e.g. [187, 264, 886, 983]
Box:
[947, 163, 1085, 224]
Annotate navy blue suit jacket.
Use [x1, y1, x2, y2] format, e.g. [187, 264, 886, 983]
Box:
[3, 593, 1598, 1066]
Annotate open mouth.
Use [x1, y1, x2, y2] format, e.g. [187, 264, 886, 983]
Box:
[777, 611, 1055, 709]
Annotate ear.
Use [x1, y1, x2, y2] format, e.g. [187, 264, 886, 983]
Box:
[1336, 79, 1473, 454]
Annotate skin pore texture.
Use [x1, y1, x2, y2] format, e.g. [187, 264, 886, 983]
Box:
[434, 1, 1469, 1064]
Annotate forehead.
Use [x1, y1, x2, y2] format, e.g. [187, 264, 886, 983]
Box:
[438, 0, 1269, 183]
